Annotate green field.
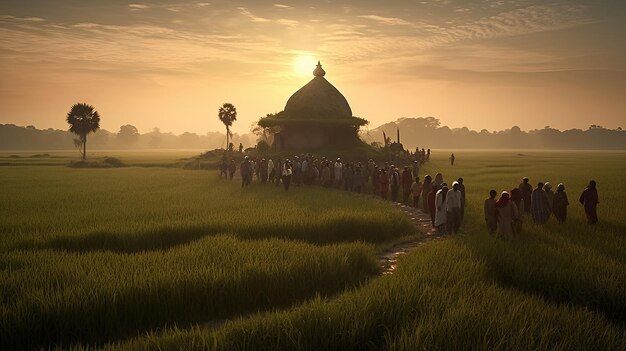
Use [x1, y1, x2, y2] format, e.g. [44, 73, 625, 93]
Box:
[1, 150, 625, 350]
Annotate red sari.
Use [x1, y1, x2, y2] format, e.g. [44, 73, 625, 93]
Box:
[378, 173, 389, 199]
[427, 190, 437, 224]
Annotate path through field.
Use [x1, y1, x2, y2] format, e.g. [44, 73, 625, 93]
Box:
[198, 200, 441, 331]
[378, 203, 444, 274]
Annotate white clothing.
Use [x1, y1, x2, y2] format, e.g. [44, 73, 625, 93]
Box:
[334, 162, 343, 181]
[282, 165, 292, 176]
[435, 190, 447, 227]
[267, 159, 274, 174]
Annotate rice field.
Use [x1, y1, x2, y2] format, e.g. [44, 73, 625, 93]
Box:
[1, 150, 625, 350]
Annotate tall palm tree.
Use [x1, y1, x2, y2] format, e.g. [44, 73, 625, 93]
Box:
[66, 103, 100, 160]
[218, 103, 237, 151]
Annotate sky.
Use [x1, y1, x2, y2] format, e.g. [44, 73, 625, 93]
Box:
[0, 0, 625, 135]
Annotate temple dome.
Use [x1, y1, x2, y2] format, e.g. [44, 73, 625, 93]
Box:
[283, 62, 352, 119]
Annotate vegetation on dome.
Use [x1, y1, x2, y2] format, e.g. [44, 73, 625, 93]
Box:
[257, 111, 368, 129]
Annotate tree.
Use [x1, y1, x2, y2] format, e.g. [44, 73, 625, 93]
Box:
[66, 103, 100, 160]
[117, 124, 139, 145]
[218, 103, 237, 151]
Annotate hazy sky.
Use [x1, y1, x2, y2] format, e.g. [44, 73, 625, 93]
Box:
[1, 0, 625, 135]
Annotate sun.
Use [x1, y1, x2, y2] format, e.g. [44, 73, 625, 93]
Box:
[293, 54, 318, 76]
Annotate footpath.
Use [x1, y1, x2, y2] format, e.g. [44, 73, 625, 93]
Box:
[377, 202, 444, 275]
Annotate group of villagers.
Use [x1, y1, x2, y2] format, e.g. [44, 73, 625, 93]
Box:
[220, 153, 600, 238]
[484, 178, 600, 239]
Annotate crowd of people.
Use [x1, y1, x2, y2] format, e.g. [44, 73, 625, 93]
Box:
[484, 178, 600, 239]
[218, 151, 473, 236]
[219, 152, 600, 239]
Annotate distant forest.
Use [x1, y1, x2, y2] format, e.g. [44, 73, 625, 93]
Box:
[362, 117, 625, 150]
[1, 118, 624, 150]
[0, 124, 255, 150]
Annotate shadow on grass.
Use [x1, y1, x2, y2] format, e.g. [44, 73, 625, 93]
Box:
[462, 220, 626, 326]
[3, 249, 378, 350]
[15, 218, 414, 253]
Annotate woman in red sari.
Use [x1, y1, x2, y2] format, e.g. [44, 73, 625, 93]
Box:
[427, 184, 437, 226]
[510, 188, 524, 235]
[378, 169, 389, 200]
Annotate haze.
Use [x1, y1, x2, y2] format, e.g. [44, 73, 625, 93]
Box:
[1, 0, 625, 135]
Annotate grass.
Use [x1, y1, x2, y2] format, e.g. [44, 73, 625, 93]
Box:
[114, 239, 624, 350]
[2, 236, 379, 349]
[0, 165, 414, 349]
[1, 150, 625, 350]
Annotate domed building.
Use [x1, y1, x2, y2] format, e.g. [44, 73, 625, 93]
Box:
[258, 62, 368, 150]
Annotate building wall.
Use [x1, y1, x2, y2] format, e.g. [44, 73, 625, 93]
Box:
[273, 125, 361, 150]
[277, 126, 329, 150]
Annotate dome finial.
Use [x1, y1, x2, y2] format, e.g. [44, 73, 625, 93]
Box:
[313, 61, 326, 77]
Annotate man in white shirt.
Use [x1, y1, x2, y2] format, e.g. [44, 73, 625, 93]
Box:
[446, 181, 463, 234]
[334, 158, 343, 188]
[267, 159, 275, 183]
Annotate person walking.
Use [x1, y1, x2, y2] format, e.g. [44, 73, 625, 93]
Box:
[446, 181, 462, 234]
[274, 158, 283, 187]
[457, 177, 466, 222]
[518, 177, 533, 213]
[411, 177, 423, 208]
[240, 157, 251, 188]
[544, 182, 554, 210]
[422, 175, 432, 212]
[402, 166, 413, 204]
[412, 160, 419, 179]
[267, 158, 275, 183]
[435, 185, 448, 233]
[282, 159, 293, 191]
[427, 185, 437, 226]
[552, 183, 569, 223]
[579, 180, 599, 224]
[496, 191, 519, 239]
[259, 158, 268, 183]
[219, 157, 228, 179]
[378, 169, 389, 200]
[390, 166, 400, 202]
[450, 153, 455, 166]
[321, 162, 331, 188]
[333, 158, 343, 188]
[510, 188, 524, 235]
[484, 190, 498, 234]
[353, 166, 364, 193]
[434, 172, 444, 189]
[344, 163, 354, 191]
[531, 182, 551, 224]
[228, 160, 236, 181]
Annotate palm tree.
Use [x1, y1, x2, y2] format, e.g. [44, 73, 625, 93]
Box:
[66, 103, 100, 160]
[218, 103, 237, 151]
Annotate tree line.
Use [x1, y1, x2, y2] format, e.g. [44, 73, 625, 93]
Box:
[362, 117, 625, 150]
[2, 111, 624, 152]
[0, 124, 254, 151]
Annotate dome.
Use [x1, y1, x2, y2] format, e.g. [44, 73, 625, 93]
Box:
[283, 62, 352, 119]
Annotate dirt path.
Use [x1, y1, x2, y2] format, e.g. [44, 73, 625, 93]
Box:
[378, 202, 444, 275]
[197, 197, 443, 331]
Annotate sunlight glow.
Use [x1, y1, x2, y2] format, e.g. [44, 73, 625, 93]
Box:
[293, 54, 318, 76]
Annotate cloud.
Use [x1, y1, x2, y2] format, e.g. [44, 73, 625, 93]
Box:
[276, 19, 299, 26]
[237, 7, 270, 23]
[274, 4, 293, 9]
[0, 15, 45, 22]
[0, 1, 602, 82]
[128, 4, 149, 10]
[445, 4, 593, 41]
[358, 15, 413, 26]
